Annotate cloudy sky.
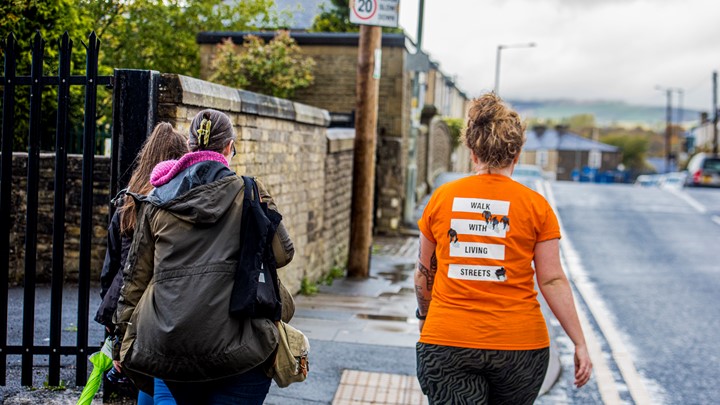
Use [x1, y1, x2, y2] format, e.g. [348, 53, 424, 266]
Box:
[396, 0, 720, 111]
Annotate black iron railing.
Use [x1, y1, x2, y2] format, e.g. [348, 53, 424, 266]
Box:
[0, 31, 112, 387]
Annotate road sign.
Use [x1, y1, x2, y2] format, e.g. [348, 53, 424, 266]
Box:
[349, 0, 400, 28]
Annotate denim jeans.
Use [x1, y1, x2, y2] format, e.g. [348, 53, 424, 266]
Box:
[163, 366, 272, 405]
[137, 379, 176, 405]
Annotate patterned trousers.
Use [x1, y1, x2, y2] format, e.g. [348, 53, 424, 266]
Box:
[416, 342, 549, 405]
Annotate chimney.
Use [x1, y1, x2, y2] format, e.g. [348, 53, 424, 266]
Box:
[533, 125, 547, 137]
[555, 124, 569, 135]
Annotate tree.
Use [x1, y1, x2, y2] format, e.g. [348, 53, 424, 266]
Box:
[1, 0, 95, 151]
[600, 133, 651, 172]
[209, 32, 315, 99]
[85, 0, 287, 79]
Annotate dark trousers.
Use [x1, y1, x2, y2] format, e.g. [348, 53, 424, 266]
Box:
[416, 342, 549, 405]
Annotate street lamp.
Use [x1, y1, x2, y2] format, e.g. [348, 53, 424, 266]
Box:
[494, 42, 536, 95]
[655, 85, 683, 173]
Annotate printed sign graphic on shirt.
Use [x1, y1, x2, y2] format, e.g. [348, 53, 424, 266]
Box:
[448, 264, 507, 282]
[450, 218, 507, 238]
[452, 198, 510, 215]
[449, 241, 505, 260]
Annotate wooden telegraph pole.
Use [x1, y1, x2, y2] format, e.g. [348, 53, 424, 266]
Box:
[346, 0, 398, 277]
[348, 25, 382, 278]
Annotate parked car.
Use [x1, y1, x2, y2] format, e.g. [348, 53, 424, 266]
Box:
[634, 174, 662, 187]
[659, 172, 688, 189]
[685, 153, 720, 188]
[512, 164, 545, 186]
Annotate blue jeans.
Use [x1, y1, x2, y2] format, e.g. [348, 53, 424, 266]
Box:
[163, 367, 272, 405]
[137, 379, 176, 405]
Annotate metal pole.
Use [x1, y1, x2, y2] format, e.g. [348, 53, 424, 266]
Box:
[494, 45, 502, 94]
[416, 0, 425, 49]
[348, 25, 382, 278]
[713, 71, 718, 154]
[665, 89, 672, 173]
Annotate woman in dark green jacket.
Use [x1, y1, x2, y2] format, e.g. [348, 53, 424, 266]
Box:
[114, 109, 294, 405]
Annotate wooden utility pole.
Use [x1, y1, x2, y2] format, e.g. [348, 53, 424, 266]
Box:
[348, 25, 382, 278]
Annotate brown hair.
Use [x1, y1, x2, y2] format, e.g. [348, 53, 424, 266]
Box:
[188, 109, 236, 153]
[118, 122, 187, 235]
[464, 93, 526, 170]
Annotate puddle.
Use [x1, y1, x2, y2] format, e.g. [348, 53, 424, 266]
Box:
[355, 313, 409, 322]
[377, 263, 415, 283]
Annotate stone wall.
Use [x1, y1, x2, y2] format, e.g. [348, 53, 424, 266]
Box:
[156, 74, 347, 292]
[6, 153, 111, 283]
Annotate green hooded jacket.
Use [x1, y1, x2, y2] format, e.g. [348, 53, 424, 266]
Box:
[113, 160, 294, 387]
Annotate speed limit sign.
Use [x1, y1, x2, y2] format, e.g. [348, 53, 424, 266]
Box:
[349, 0, 399, 28]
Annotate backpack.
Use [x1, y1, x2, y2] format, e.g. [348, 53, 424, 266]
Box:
[229, 176, 283, 321]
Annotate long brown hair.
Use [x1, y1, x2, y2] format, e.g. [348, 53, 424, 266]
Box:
[118, 122, 187, 236]
[464, 93, 526, 170]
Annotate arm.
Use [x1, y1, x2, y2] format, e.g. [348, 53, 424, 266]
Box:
[112, 204, 155, 352]
[535, 238, 592, 388]
[414, 233, 437, 332]
[99, 210, 122, 299]
[256, 178, 294, 268]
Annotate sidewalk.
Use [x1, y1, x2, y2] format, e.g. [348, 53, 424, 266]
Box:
[265, 235, 562, 404]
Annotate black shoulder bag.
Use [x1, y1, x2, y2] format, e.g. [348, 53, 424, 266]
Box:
[229, 176, 283, 321]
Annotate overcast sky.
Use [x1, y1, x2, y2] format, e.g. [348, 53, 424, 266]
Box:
[396, 0, 720, 111]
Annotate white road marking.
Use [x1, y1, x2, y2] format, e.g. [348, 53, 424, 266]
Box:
[665, 187, 707, 214]
[713, 216, 720, 227]
[542, 181, 656, 405]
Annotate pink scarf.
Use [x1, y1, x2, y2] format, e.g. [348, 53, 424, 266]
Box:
[150, 151, 228, 187]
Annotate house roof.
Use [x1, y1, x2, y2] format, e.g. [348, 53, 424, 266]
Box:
[524, 127, 619, 152]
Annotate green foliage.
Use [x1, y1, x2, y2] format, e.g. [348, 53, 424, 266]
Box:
[1, 0, 284, 151]
[300, 277, 319, 296]
[43, 379, 67, 391]
[322, 265, 345, 286]
[209, 31, 315, 99]
[311, 0, 402, 33]
[442, 117, 464, 149]
[600, 133, 651, 171]
[85, 0, 286, 79]
[0, 0, 95, 151]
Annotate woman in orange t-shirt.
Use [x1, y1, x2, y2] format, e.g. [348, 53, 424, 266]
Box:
[415, 93, 592, 404]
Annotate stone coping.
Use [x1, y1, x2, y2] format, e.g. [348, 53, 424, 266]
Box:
[161, 74, 330, 127]
[327, 128, 355, 154]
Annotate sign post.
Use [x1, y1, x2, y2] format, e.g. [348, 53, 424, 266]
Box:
[347, 1, 398, 278]
[349, 0, 400, 28]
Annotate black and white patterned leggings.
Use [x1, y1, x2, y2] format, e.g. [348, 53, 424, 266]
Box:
[416, 342, 549, 405]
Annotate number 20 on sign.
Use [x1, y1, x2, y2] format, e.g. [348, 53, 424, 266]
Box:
[349, 0, 399, 28]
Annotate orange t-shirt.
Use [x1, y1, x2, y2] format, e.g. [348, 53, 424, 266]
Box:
[418, 174, 560, 350]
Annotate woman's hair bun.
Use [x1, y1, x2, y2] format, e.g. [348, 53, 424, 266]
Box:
[469, 93, 504, 127]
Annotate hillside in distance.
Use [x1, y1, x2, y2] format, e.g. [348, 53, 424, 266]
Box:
[508, 99, 703, 128]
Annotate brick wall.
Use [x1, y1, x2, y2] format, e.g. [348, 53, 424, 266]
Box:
[156, 73, 349, 292]
[200, 35, 412, 234]
[6, 154, 111, 283]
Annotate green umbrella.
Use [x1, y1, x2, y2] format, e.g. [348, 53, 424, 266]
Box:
[77, 337, 114, 405]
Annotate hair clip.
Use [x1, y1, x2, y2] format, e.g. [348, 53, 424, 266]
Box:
[197, 115, 212, 148]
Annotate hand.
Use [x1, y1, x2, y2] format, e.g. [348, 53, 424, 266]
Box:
[574, 344, 592, 388]
[418, 319, 425, 333]
[113, 360, 122, 373]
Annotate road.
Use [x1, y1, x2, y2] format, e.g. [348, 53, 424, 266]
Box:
[550, 182, 720, 404]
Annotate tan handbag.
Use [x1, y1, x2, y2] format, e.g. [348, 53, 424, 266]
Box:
[271, 321, 309, 387]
